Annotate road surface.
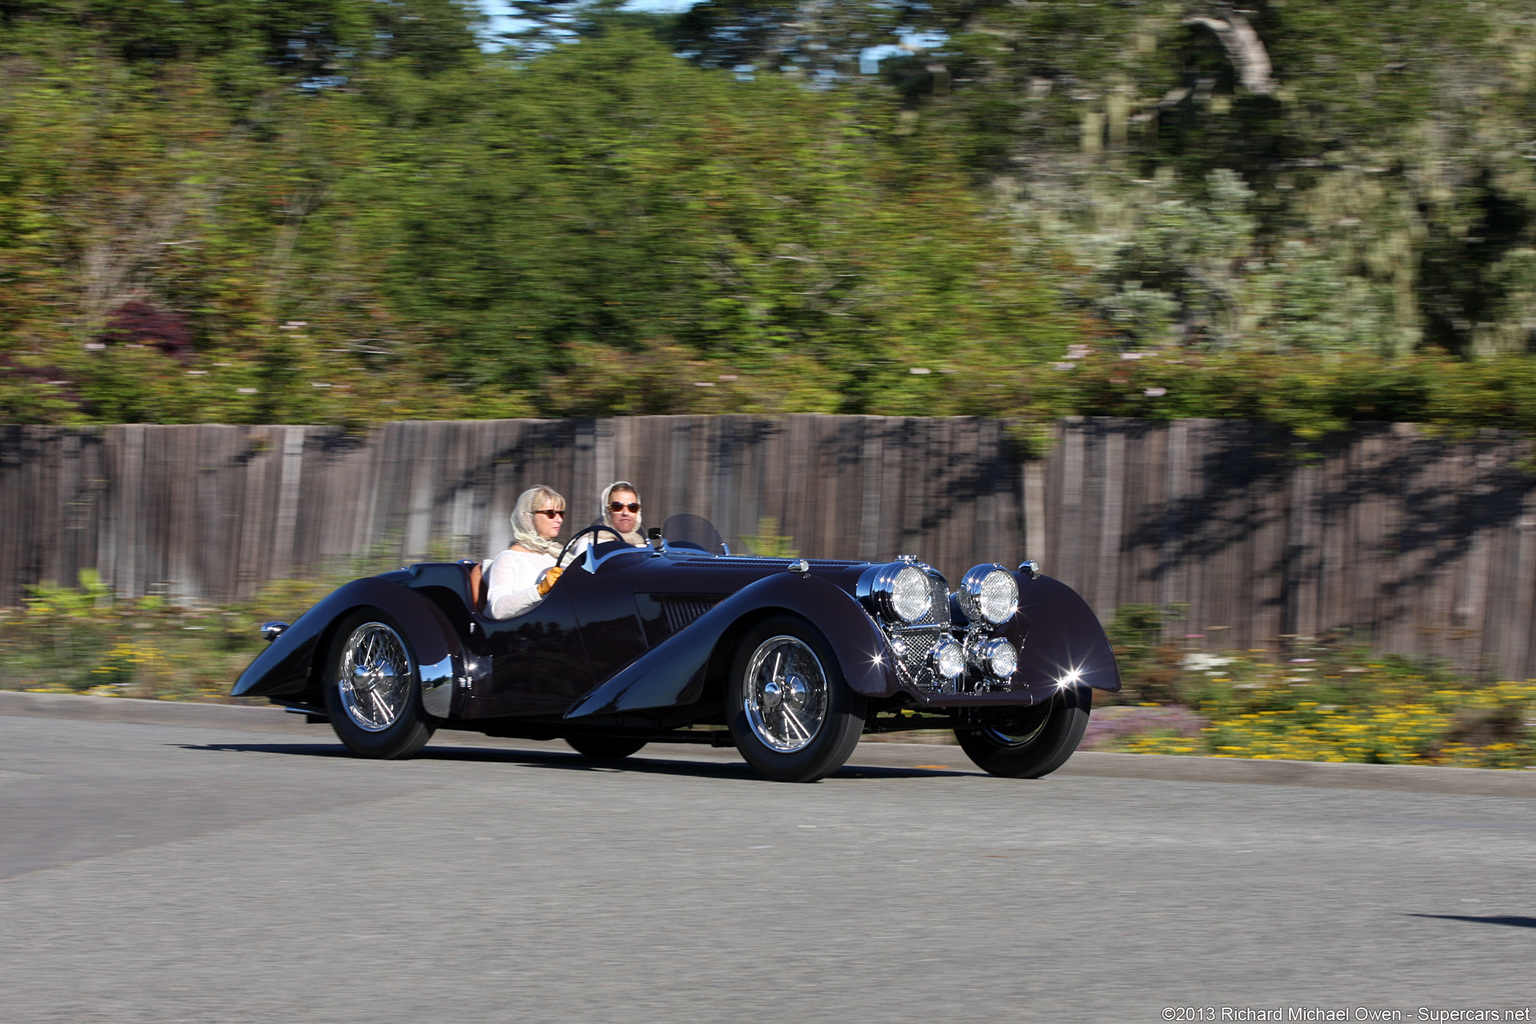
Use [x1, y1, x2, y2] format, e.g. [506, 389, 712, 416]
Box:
[2, 692, 1533, 1023]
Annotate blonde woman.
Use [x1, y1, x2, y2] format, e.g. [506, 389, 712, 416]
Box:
[485, 485, 566, 619]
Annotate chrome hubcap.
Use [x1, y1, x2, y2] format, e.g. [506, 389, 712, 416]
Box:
[338, 622, 412, 732]
[743, 637, 827, 753]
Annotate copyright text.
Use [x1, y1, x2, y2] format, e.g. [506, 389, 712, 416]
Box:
[1161, 1008, 1532, 1022]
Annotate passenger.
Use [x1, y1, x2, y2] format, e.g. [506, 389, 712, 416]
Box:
[601, 480, 646, 546]
[484, 485, 566, 620]
[572, 480, 648, 553]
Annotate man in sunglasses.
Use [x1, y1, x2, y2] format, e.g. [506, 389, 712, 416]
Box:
[569, 480, 648, 556]
[600, 480, 646, 546]
[574, 479, 643, 548]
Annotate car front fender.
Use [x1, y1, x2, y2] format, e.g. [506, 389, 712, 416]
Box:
[232, 577, 464, 717]
[564, 571, 898, 719]
[1003, 572, 1122, 695]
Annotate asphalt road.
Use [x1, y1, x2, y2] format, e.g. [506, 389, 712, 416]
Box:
[2, 692, 1534, 1024]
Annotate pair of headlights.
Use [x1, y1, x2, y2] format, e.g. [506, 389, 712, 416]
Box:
[870, 562, 1021, 683]
[871, 562, 1019, 627]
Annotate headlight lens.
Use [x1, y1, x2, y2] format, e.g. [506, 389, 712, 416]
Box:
[932, 636, 965, 680]
[968, 636, 1018, 679]
[958, 564, 1019, 625]
[878, 564, 933, 623]
[984, 638, 1018, 679]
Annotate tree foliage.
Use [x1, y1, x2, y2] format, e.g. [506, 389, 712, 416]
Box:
[6, 0, 1536, 434]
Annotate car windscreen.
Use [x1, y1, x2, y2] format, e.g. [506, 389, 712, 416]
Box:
[660, 513, 728, 555]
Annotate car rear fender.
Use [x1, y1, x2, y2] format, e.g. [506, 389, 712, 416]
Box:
[1003, 572, 1122, 694]
[565, 571, 898, 719]
[231, 577, 463, 716]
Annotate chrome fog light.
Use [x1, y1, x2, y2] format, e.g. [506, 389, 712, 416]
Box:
[957, 564, 1019, 625]
[970, 637, 1017, 680]
[932, 636, 966, 681]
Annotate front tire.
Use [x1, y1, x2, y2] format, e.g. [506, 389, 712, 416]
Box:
[323, 609, 435, 759]
[726, 615, 865, 783]
[954, 686, 1091, 778]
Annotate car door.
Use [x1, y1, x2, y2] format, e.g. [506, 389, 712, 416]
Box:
[476, 587, 593, 716]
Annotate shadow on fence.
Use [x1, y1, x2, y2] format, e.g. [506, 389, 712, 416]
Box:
[2, 415, 1534, 677]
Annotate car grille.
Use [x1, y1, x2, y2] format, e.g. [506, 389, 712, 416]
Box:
[888, 574, 952, 693]
[659, 596, 721, 633]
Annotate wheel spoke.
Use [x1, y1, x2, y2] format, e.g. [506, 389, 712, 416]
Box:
[781, 706, 810, 743]
[368, 682, 390, 723]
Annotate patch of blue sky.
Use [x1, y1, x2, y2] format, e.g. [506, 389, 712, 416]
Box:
[475, 1, 944, 72]
[478, 0, 695, 47]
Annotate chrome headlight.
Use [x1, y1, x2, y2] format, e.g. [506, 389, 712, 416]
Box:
[957, 564, 1019, 626]
[870, 563, 934, 624]
[932, 636, 966, 681]
[969, 636, 1018, 680]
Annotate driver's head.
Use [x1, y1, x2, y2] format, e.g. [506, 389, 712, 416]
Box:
[511, 485, 566, 553]
[601, 480, 642, 541]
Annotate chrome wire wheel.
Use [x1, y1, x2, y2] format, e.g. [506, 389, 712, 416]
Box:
[337, 621, 413, 733]
[741, 635, 828, 753]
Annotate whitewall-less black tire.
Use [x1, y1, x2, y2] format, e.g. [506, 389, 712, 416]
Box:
[953, 686, 1091, 778]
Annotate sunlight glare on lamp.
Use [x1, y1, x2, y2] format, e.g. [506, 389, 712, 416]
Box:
[1056, 666, 1085, 689]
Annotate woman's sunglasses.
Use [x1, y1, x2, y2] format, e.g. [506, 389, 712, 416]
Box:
[533, 509, 565, 519]
[608, 502, 642, 513]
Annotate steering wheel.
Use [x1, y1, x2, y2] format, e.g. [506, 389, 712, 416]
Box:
[554, 524, 632, 569]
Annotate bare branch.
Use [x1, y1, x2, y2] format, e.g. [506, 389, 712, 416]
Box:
[1183, 9, 1277, 96]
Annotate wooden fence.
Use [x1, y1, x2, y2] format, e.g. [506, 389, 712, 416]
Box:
[3, 416, 1535, 677]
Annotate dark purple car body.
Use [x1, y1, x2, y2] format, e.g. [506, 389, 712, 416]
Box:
[233, 516, 1119, 782]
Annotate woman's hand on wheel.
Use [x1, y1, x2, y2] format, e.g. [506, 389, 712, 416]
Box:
[536, 566, 563, 595]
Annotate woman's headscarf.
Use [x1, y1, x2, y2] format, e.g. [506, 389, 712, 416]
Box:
[510, 485, 565, 558]
[600, 480, 645, 546]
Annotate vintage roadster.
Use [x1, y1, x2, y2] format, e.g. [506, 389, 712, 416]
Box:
[233, 516, 1120, 782]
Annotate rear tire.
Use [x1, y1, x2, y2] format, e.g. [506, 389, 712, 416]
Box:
[565, 735, 647, 760]
[323, 609, 435, 759]
[726, 614, 865, 783]
[953, 686, 1091, 778]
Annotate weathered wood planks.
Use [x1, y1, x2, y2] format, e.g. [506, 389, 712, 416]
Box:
[2, 416, 1534, 678]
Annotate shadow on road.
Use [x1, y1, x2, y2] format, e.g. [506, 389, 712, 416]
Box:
[176, 742, 975, 781]
[1408, 914, 1536, 929]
